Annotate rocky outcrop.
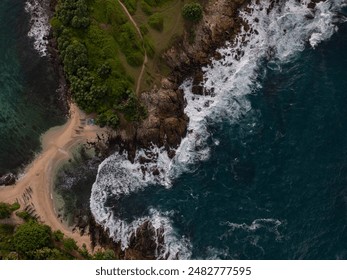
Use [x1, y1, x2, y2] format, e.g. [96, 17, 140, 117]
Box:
[164, 0, 249, 73]
[88, 214, 163, 260]
[131, 0, 249, 155]
[0, 173, 16, 186]
[89, 0, 251, 259]
[137, 82, 188, 150]
[125, 220, 164, 260]
[115, 0, 249, 160]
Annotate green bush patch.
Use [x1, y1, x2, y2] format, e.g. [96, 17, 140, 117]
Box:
[182, 2, 203, 22]
[148, 13, 164, 32]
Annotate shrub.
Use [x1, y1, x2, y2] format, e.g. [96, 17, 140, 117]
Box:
[123, 0, 138, 15]
[93, 249, 116, 260]
[97, 63, 112, 79]
[0, 203, 12, 219]
[63, 238, 78, 252]
[182, 3, 203, 22]
[96, 110, 120, 128]
[140, 24, 149, 35]
[9, 202, 20, 211]
[141, 0, 152, 15]
[14, 221, 52, 257]
[148, 13, 164, 32]
[0, 202, 20, 219]
[52, 230, 64, 242]
[16, 211, 33, 221]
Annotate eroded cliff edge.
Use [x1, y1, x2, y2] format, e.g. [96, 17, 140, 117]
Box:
[116, 0, 250, 162]
[97, 0, 250, 259]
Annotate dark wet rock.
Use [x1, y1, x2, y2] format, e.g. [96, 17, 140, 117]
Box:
[0, 173, 16, 186]
[125, 220, 164, 260]
[152, 168, 160, 176]
[167, 149, 176, 159]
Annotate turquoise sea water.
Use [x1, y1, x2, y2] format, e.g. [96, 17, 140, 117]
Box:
[0, 0, 65, 174]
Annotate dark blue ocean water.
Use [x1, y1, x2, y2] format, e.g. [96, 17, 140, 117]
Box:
[0, 0, 65, 174]
[111, 24, 347, 259]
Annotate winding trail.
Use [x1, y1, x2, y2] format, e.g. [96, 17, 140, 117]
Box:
[118, 0, 148, 95]
[0, 103, 107, 251]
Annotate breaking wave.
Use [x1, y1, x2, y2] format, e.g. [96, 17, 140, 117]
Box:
[90, 0, 346, 259]
[25, 0, 50, 57]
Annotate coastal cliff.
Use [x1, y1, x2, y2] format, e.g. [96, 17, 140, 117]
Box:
[86, 0, 250, 259]
[33, 0, 252, 260]
[50, 0, 250, 260]
[115, 0, 250, 159]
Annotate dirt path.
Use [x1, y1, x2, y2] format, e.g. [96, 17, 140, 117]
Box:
[0, 103, 107, 251]
[118, 0, 148, 95]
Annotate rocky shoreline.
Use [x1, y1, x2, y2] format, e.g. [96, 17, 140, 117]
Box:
[46, 0, 250, 259]
[118, 0, 250, 161]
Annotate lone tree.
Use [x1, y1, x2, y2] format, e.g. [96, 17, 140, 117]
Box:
[182, 2, 203, 22]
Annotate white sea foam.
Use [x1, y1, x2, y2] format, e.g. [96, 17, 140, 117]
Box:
[91, 0, 346, 259]
[25, 0, 50, 57]
[220, 218, 284, 241]
[90, 148, 191, 259]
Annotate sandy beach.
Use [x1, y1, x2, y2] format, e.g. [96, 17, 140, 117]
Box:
[0, 103, 107, 251]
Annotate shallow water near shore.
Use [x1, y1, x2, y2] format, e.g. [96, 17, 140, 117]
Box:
[0, 0, 65, 174]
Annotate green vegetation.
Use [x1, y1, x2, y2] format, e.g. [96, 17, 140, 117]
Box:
[15, 210, 33, 221]
[131, 0, 186, 90]
[51, 0, 190, 123]
[182, 2, 203, 22]
[51, 0, 147, 127]
[93, 249, 117, 259]
[14, 221, 52, 258]
[140, 0, 153, 15]
[0, 213, 118, 260]
[0, 202, 20, 219]
[63, 238, 78, 252]
[148, 13, 164, 31]
[123, 0, 138, 15]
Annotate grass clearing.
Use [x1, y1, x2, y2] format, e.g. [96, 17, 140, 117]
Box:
[131, 0, 187, 91]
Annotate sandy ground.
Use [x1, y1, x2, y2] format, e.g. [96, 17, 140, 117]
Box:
[0, 103, 107, 252]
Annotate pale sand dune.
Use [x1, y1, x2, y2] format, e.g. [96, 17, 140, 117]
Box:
[0, 103, 107, 252]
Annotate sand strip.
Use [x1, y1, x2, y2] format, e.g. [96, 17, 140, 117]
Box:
[0, 103, 107, 251]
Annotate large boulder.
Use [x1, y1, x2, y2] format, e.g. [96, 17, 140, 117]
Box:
[136, 86, 188, 149]
[0, 173, 16, 186]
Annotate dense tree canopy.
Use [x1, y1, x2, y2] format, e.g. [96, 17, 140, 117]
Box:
[13, 221, 52, 257]
[51, 0, 147, 128]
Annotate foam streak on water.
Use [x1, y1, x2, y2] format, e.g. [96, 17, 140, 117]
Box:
[25, 0, 50, 57]
[91, 0, 346, 259]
